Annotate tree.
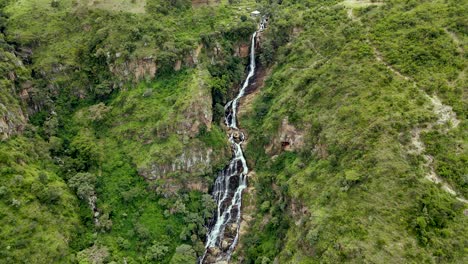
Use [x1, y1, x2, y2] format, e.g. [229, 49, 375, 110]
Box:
[70, 131, 101, 169]
[146, 242, 169, 261]
[68, 172, 96, 201]
[201, 194, 216, 219]
[170, 244, 197, 263]
[87, 103, 111, 122]
[43, 116, 58, 137]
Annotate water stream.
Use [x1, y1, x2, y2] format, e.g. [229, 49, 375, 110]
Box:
[200, 21, 264, 264]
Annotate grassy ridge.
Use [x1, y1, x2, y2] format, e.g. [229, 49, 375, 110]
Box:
[239, 0, 467, 263]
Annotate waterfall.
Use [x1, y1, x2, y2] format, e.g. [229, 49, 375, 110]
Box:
[201, 20, 265, 263]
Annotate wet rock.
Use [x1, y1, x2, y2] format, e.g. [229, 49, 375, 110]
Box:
[208, 246, 220, 256]
[231, 131, 244, 143]
[225, 223, 238, 237]
[221, 239, 230, 250]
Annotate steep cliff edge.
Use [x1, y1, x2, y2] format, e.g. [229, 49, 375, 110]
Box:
[0, 40, 28, 140]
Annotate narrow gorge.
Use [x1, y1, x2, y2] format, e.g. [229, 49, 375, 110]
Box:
[0, 1, 466, 263]
[202, 19, 264, 264]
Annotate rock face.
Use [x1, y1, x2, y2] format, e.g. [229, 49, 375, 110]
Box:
[109, 57, 157, 82]
[234, 42, 250, 58]
[0, 47, 29, 140]
[111, 44, 204, 80]
[138, 146, 229, 197]
[0, 105, 26, 140]
[135, 68, 229, 196]
[267, 116, 305, 154]
[140, 149, 214, 180]
[177, 69, 213, 137]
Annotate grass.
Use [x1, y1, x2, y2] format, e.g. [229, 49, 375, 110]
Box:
[83, 0, 147, 13]
[2, 0, 466, 263]
[238, 0, 467, 262]
[0, 136, 82, 263]
[1, 0, 253, 262]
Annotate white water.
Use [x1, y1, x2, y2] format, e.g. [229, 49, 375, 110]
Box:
[225, 31, 257, 130]
[201, 21, 264, 263]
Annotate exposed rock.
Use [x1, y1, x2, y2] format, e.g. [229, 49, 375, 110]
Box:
[15, 47, 33, 62]
[87, 194, 100, 226]
[0, 104, 27, 141]
[109, 57, 157, 82]
[290, 199, 310, 226]
[174, 60, 182, 71]
[138, 147, 225, 196]
[313, 141, 329, 159]
[177, 69, 213, 137]
[234, 42, 250, 58]
[77, 244, 109, 264]
[140, 149, 214, 181]
[224, 223, 238, 237]
[292, 26, 304, 37]
[111, 44, 203, 80]
[221, 239, 230, 250]
[185, 44, 204, 66]
[238, 66, 270, 120]
[0, 48, 29, 140]
[231, 131, 243, 143]
[203, 245, 231, 264]
[266, 116, 305, 154]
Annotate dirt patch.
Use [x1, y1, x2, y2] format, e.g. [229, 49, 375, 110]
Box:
[84, 0, 146, 13]
[340, 0, 385, 8]
[444, 28, 464, 54]
[192, 0, 220, 7]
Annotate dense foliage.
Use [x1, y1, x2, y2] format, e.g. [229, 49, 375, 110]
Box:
[238, 0, 467, 263]
[0, 0, 260, 263]
[0, 0, 466, 263]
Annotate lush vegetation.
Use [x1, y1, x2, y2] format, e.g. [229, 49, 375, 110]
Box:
[0, 0, 261, 263]
[0, 0, 466, 263]
[238, 0, 467, 263]
[0, 136, 82, 263]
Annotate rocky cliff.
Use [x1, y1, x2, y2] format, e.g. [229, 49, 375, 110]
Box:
[0, 43, 29, 140]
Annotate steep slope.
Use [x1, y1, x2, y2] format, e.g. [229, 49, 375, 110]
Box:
[0, 137, 82, 263]
[0, 2, 82, 262]
[237, 0, 467, 263]
[0, 0, 262, 263]
[0, 0, 466, 263]
[0, 20, 27, 139]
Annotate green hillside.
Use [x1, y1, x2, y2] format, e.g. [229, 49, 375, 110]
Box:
[0, 0, 466, 263]
[239, 0, 467, 263]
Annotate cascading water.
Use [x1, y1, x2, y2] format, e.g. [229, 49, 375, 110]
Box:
[201, 20, 265, 264]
